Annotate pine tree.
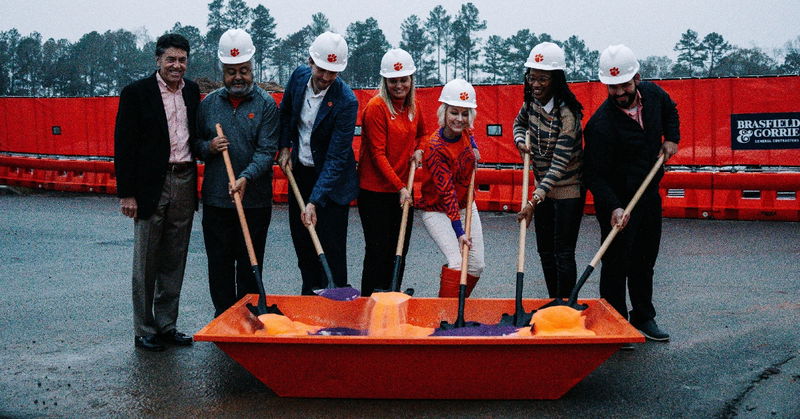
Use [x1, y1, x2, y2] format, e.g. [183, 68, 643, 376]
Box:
[13, 32, 43, 96]
[500, 29, 538, 83]
[561, 35, 598, 81]
[399, 14, 433, 85]
[250, 5, 277, 81]
[480, 35, 506, 84]
[674, 29, 707, 76]
[639, 56, 674, 79]
[701, 32, 732, 77]
[450, 2, 486, 82]
[343, 18, 390, 88]
[426, 5, 451, 84]
[223, 0, 252, 29]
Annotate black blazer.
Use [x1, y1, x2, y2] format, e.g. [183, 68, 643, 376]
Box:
[583, 81, 680, 215]
[114, 72, 201, 219]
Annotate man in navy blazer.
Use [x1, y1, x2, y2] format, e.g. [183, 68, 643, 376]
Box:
[114, 34, 200, 351]
[278, 32, 359, 294]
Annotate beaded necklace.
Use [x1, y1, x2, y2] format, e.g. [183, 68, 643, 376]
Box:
[533, 101, 557, 158]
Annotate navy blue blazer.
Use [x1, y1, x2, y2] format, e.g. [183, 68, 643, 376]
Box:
[278, 65, 359, 207]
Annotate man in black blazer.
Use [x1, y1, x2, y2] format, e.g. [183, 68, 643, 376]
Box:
[114, 34, 200, 352]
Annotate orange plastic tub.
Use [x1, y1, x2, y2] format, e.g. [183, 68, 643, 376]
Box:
[194, 295, 644, 399]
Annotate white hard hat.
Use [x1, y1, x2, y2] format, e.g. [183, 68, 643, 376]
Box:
[524, 42, 566, 71]
[380, 48, 416, 78]
[218, 29, 256, 65]
[438, 78, 477, 109]
[309, 32, 348, 72]
[598, 44, 640, 84]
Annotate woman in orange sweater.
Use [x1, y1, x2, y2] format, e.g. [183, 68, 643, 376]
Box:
[418, 79, 484, 297]
[357, 48, 427, 295]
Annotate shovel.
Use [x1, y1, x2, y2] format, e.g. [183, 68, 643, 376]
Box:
[373, 160, 418, 296]
[215, 124, 282, 317]
[437, 168, 481, 330]
[499, 131, 535, 326]
[283, 166, 360, 301]
[538, 154, 666, 311]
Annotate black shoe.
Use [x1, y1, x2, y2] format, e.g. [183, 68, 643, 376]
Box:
[634, 319, 670, 342]
[620, 343, 635, 351]
[135, 335, 165, 352]
[158, 330, 193, 346]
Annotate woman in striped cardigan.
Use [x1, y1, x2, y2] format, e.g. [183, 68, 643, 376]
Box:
[515, 42, 585, 299]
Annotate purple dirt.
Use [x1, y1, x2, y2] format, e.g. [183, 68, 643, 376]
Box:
[312, 327, 366, 336]
[431, 324, 520, 337]
[313, 286, 360, 301]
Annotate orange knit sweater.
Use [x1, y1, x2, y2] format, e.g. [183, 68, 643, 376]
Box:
[358, 95, 427, 192]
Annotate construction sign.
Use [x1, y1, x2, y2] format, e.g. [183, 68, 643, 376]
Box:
[731, 112, 800, 150]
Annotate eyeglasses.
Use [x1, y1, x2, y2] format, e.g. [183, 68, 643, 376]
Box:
[526, 75, 551, 84]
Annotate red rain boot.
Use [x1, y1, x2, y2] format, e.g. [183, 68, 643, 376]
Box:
[438, 265, 461, 297]
[465, 273, 479, 297]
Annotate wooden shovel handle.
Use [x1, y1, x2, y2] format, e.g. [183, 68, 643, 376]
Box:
[216, 124, 258, 267]
[588, 154, 666, 268]
[394, 161, 417, 257]
[517, 131, 531, 272]
[459, 167, 477, 286]
[283, 165, 326, 256]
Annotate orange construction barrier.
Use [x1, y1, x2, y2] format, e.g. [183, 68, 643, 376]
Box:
[711, 172, 800, 221]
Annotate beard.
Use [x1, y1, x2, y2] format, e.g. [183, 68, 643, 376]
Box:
[226, 81, 254, 97]
[613, 90, 637, 108]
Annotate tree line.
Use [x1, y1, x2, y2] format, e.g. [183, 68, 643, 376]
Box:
[1, 1, 799, 97]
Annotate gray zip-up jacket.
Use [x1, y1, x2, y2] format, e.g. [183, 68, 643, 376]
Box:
[193, 86, 279, 208]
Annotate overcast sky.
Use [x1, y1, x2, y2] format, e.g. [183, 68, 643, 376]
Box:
[2, 0, 798, 60]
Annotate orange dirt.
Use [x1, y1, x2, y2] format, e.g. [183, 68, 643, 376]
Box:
[532, 306, 597, 336]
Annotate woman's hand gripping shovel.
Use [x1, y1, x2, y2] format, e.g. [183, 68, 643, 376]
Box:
[282, 164, 360, 301]
[499, 131, 535, 326]
[538, 154, 666, 312]
[215, 124, 282, 317]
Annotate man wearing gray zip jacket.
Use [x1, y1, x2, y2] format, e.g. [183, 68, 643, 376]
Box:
[192, 29, 279, 316]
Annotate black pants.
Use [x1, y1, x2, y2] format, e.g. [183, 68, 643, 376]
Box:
[597, 192, 662, 324]
[202, 205, 271, 317]
[357, 188, 414, 296]
[533, 194, 585, 298]
[289, 164, 350, 295]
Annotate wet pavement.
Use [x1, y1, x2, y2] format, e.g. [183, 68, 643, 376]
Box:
[1, 190, 798, 417]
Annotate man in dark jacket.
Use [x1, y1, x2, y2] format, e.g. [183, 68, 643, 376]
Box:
[583, 45, 679, 343]
[277, 32, 359, 295]
[193, 29, 279, 317]
[114, 34, 200, 351]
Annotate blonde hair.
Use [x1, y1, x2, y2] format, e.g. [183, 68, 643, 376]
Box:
[437, 103, 476, 128]
[378, 75, 416, 119]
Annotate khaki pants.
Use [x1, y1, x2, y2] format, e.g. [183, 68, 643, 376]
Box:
[132, 168, 195, 336]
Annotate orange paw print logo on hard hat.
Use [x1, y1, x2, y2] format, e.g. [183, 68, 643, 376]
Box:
[459, 92, 470, 101]
[327, 54, 337, 63]
[534, 54, 544, 62]
[230, 48, 240, 57]
[609, 67, 620, 76]
[394, 62, 403, 71]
